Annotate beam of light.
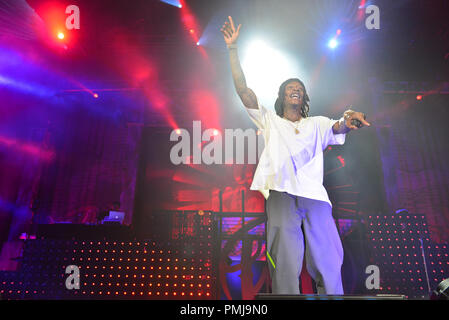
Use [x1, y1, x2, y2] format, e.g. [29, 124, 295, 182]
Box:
[179, 0, 200, 43]
[1, 42, 100, 100]
[0, 135, 55, 161]
[1, 43, 127, 125]
[178, 0, 208, 59]
[0, 74, 54, 97]
[64, 77, 98, 98]
[0, 46, 94, 101]
[241, 40, 305, 108]
[357, 0, 367, 21]
[195, 10, 227, 50]
[110, 32, 178, 130]
[0, 62, 96, 101]
[1, 45, 134, 123]
[57, 32, 65, 40]
[159, 0, 182, 8]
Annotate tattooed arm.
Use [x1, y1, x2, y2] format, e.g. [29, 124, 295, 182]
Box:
[221, 16, 258, 109]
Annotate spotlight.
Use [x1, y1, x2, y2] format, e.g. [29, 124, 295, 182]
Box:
[337, 155, 345, 167]
[416, 95, 423, 101]
[431, 278, 449, 300]
[241, 39, 302, 105]
[328, 38, 338, 49]
[358, 0, 367, 9]
[196, 41, 200, 46]
[160, 0, 182, 8]
[57, 32, 65, 40]
[93, 93, 99, 98]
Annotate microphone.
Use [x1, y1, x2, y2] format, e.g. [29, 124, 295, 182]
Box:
[351, 114, 367, 128]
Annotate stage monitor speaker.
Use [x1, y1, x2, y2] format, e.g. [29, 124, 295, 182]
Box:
[255, 294, 407, 300]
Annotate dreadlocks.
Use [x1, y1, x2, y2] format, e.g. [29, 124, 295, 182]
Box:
[274, 78, 310, 118]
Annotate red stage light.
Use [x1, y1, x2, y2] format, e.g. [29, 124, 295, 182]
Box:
[337, 155, 346, 167]
[416, 95, 423, 100]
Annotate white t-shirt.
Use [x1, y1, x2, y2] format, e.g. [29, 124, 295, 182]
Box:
[246, 101, 346, 207]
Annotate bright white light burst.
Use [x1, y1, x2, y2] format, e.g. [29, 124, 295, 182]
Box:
[241, 40, 306, 108]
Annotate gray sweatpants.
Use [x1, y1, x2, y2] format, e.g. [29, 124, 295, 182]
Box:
[266, 191, 344, 294]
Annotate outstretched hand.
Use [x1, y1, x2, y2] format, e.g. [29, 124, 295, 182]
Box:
[220, 16, 241, 47]
[343, 109, 371, 130]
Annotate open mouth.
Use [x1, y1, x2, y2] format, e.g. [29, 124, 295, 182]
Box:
[290, 93, 300, 99]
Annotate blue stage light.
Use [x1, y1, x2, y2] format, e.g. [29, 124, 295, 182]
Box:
[328, 38, 338, 49]
[160, 0, 182, 8]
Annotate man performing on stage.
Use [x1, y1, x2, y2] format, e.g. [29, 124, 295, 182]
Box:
[221, 16, 370, 295]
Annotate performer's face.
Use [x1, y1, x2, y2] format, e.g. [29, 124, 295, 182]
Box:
[283, 81, 304, 107]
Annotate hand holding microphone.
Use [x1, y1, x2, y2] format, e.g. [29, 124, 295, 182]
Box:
[344, 108, 371, 130]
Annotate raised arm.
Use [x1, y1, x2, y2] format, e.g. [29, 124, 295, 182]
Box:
[221, 16, 258, 109]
